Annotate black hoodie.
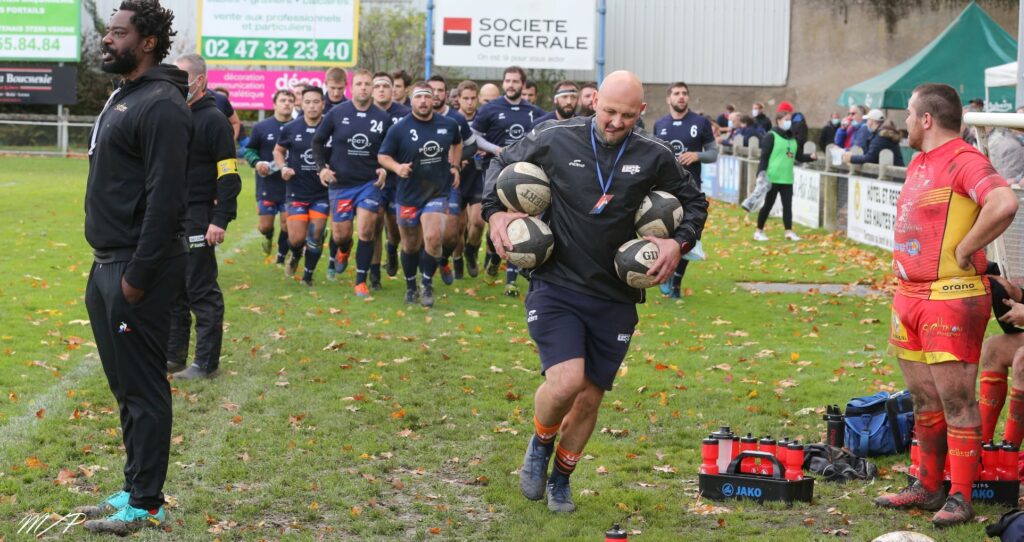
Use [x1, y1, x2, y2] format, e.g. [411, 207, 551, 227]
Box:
[84, 64, 191, 291]
[186, 91, 241, 228]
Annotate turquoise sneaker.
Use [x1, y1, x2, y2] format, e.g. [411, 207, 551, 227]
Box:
[83, 504, 165, 535]
[74, 489, 129, 519]
[659, 281, 672, 296]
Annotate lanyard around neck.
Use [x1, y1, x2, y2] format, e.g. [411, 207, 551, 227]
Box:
[589, 121, 631, 195]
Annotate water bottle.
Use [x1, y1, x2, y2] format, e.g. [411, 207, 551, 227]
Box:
[700, 436, 719, 475]
[739, 434, 757, 474]
[709, 426, 736, 473]
[1000, 441, 1019, 481]
[777, 437, 790, 469]
[824, 405, 845, 448]
[605, 523, 627, 541]
[981, 441, 999, 481]
[757, 436, 777, 475]
[785, 441, 804, 481]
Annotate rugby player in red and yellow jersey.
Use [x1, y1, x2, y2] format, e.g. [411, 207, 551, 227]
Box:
[875, 83, 1018, 528]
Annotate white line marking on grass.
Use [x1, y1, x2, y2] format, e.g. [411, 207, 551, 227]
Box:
[0, 354, 96, 460]
[0, 228, 263, 461]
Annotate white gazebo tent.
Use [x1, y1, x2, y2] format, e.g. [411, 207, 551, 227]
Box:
[985, 61, 1017, 111]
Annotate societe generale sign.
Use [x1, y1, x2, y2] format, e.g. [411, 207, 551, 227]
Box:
[433, 0, 595, 71]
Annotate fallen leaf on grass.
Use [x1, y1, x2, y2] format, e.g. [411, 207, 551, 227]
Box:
[596, 465, 609, 475]
[429, 527, 442, 535]
[54, 468, 77, 485]
[323, 340, 346, 351]
[687, 502, 730, 515]
[653, 464, 677, 473]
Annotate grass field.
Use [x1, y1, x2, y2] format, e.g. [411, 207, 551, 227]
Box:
[0, 155, 1008, 540]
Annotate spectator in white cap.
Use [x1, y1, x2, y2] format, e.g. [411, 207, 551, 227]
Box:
[843, 111, 901, 165]
[844, 108, 883, 157]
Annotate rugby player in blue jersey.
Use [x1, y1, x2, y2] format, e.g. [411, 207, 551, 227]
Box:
[370, 71, 411, 284]
[313, 69, 392, 297]
[652, 82, 716, 298]
[534, 80, 580, 125]
[244, 89, 294, 264]
[428, 74, 476, 284]
[472, 66, 545, 296]
[379, 82, 463, 308]
[273, 86, 328, 286]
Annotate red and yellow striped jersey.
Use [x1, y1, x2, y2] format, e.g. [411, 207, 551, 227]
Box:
[893, 138, 1007, 300]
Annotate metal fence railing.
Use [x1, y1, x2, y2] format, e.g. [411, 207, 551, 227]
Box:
[705, 113, 1024, 275]
[0, 113, 94, 156]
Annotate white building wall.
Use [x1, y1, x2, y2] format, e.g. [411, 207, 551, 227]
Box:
[86, 0, 790, 86]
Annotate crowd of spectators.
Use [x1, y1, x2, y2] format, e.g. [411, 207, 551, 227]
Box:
[710, 99, 910, 168]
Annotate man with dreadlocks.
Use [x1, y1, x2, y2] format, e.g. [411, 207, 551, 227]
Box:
[76, 0, 189, 534]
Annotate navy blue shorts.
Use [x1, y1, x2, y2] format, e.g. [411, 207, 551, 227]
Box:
[459, 168, 484, 207]
[381, 182, 397, 212]
[525, 279, 638, 391]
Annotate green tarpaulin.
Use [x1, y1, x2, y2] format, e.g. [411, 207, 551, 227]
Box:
[837, 2, 1017, 109]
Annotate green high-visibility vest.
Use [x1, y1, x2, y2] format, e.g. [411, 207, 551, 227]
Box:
[766, 131, 796, 185]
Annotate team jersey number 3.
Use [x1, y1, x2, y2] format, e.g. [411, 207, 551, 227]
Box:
[410, 129, 418, 141]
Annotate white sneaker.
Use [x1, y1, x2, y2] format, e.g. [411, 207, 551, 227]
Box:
[784, 231, 801, 241]
[753, 231, 769, 242]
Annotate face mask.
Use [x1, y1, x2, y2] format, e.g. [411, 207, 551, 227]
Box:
[780, 119, 792, 131]
[851, 120, 861, 128]
[727, 120, 734, 129]
[831, 118, 840, 126]
[752, 109, 760, 117]
[186, 77, 198, 103]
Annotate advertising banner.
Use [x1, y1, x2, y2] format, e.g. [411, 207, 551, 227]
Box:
[847, 176, 902, 250]
[207, 69, 350, 110]
[199, 0, 358, 66]
[433, 0, 595, 70]
[0, 65, 76, 104]
[792, 167, 821, 228]
[0, 0, 80, 62]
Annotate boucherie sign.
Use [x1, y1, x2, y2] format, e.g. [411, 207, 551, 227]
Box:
[433, 0, 595, 70]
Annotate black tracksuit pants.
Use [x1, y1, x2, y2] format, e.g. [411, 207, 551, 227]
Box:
[167, 204, 225, 370]
[85, 254, 185, 509]
[756, 183, 794, 230]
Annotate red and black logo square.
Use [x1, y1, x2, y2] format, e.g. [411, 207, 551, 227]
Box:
[443, 17, 472, 46]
